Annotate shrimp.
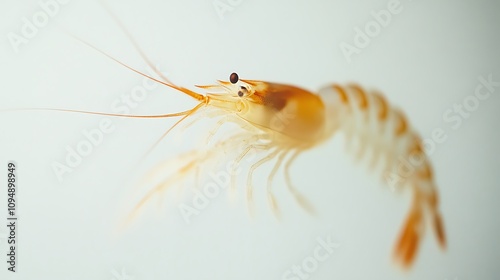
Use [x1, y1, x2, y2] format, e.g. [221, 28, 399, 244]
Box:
[2, 4, 446, 269]
[106, 64, 444, 268]
[143, 72, 447, 268]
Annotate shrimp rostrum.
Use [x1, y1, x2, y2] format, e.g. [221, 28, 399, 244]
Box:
[120, 64, 446, 268]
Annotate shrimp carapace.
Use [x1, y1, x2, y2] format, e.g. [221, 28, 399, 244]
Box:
[200, 74, 327, 143]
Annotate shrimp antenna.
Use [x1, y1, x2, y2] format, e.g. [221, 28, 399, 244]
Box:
[58, 3, 206, 104]
[65, 33, 206, 103]
[1, 108, 195, 119]
[98, 0, 175, 86]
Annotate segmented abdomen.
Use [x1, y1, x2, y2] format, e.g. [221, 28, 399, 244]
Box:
[318, 84, 434, 198]
[318, 84, 446, 267]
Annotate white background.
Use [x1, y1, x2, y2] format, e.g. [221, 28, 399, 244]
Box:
[0, 0, 499, 279]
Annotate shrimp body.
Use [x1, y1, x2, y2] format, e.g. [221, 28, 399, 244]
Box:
[6, 61, 445, 268]
[194, 77, 446, 268]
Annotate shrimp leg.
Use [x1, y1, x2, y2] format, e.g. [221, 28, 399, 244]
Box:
[246, 148, 280, 217]
[266, 150, 289, 218]
[229, 143, 256, 199]
[229, 136, 270, 199]
[284, 149, 315, 214]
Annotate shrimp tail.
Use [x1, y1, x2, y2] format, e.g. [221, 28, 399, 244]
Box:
[393, 201, 422, 267]
[432, 209, 447, 249]
[429, 191, 447, 249]
[394, 190, 447, 268]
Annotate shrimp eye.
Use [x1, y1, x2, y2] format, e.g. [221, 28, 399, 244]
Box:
[238, 85, 248, 97]
[230, 72, 239, 84]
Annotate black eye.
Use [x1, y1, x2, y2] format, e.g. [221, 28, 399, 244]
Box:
[230, 72, 239, 84]
[238, 91, 244, 97]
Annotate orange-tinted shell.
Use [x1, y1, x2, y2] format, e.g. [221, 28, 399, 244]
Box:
[238, 82, 325, 143]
